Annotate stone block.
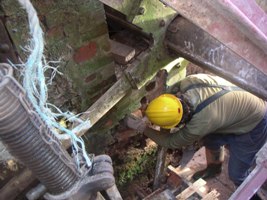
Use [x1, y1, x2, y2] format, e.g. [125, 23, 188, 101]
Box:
[78, 12, 106, 34]
[47, 26, 65, 40]
[80, 23, 109, 43]
[110, 40, 135, 64]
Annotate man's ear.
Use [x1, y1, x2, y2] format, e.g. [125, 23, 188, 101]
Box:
[175, 91, 183, 98]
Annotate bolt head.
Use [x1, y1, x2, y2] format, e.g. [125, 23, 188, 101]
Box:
[138, 7, 145, 15]
[159, 20, 165, 27]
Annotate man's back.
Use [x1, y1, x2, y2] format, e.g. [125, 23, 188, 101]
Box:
[180, 74, 266, 136]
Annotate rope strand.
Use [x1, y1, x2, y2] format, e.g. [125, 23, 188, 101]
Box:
[17, 0, 92, 169]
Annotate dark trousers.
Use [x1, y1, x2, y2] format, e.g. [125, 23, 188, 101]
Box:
[203, 111, 267, 186]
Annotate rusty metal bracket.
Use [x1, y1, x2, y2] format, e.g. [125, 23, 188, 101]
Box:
[122, 51, 152, 90]
[165, 16, 267, 100]
[123, 70, 139, 90]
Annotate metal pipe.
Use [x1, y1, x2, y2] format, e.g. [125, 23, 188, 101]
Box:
[0, 63, 80, 195]
[105, 185, 123, 200]
[0, 168, 35, 200]
[229, 165, 267, 200]
[26, 184, 47, 200]
[160, 0, 267, 75]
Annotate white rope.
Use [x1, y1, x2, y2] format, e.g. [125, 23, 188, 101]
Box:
[17, 0, 92, 168]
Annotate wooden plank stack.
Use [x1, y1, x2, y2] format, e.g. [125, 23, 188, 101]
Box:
[144, 165, 219, 200]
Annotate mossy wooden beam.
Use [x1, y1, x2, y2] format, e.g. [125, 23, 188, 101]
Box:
[77, 75, 131, 137]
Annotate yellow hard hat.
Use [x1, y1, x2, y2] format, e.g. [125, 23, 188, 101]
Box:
[145, 94, 183, 129]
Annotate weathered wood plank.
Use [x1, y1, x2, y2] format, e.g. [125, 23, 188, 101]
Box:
[202, 190, 219, 200]
[176, 178, 206, 199]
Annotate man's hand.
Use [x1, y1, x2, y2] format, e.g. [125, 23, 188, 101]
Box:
[124, 115, 148, 133]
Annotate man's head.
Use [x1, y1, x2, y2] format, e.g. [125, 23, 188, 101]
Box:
[145, 94, 183, 129]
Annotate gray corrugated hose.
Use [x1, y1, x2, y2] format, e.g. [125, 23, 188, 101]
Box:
[0, 63, 80, 194]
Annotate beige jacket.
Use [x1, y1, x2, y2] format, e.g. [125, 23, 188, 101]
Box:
[145, 74, 266, 149]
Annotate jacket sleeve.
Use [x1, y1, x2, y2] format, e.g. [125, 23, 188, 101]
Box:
[143, 110, 218, 149]
[144, 126, 201, 149]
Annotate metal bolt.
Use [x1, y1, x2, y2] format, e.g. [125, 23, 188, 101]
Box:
[134, 77, 140, 83]
[0, 44, 10, 53]
[12, 28, 18, 33]
[156, 53, 162, 61]
[138, 7, 145, 15]
[159, 20, 165, 27]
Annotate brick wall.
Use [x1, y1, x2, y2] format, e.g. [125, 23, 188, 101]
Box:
[1, 0, 116, 112]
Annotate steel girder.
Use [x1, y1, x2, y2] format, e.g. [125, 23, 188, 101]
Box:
[161, 0, 267, 75]
[165, 16, 267, 100]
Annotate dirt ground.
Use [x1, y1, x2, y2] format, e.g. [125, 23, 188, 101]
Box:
[109, 134, 161, 199]
[109, 136, 237, 200]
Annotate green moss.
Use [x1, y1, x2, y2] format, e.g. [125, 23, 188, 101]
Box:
[45, 38, 70, 60]
[116, 145, 157, 187]
[101, 0, 142, 21]
[1, 0, 24, 16]
[75, 0, 104, 13]
[66, 55, 113, 83]
[80, 23, 109, 42]
[5, 15, 29, 60]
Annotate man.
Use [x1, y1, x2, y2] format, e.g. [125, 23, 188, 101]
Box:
[127, 74, 267, 187]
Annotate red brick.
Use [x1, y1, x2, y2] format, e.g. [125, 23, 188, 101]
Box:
[85, 73, 97, 83]
[167, 172, 182, 188]
[73, 42, 97, 63]
[104, 119, 113, 128]
[47, 26, 64, 38]
[114, 129, 139, 142]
